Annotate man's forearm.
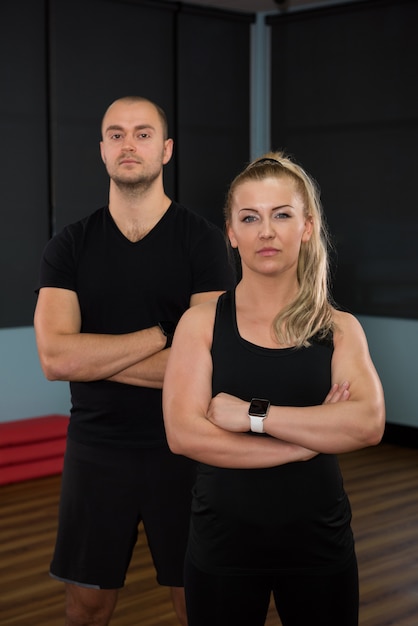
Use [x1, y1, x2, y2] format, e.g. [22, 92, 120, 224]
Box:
[38, 326, 166, 382]
[107, 349, 169, 388]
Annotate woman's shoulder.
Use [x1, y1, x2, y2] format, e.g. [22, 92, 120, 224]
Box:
[332, 307, 362, 328]
[180, 293, 223, 327]
[331, 307, 367, 346]
[175, 294, 225, 351]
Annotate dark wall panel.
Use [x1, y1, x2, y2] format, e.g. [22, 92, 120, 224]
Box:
[177, 7, 254, 228]
[1, 0, 253, 328]
[49, 0, 176, 232]
[268, 0, 418, 319]
[0, 0, 49, 327]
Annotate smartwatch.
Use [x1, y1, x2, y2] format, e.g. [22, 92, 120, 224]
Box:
[158, 321, 176, 349]
[248, 398, 270, 433]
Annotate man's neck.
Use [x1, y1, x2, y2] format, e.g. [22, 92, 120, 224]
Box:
[108, 181, 172, 242]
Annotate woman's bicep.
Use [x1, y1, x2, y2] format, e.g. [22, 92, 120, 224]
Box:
[163, 306, 215, 450]
[332, 313, 382, 399]
[331, 312, 385, 438]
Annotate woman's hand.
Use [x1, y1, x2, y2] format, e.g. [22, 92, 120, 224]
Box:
[323, 381, 350, 404]
[207, 392, 249, 432]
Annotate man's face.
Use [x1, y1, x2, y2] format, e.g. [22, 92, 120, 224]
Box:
[100, 100, 173, 188]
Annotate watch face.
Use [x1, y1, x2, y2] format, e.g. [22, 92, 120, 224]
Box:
[249, 398, 270, 417]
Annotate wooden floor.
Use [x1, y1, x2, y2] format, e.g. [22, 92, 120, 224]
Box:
[1, 442, 418, 625]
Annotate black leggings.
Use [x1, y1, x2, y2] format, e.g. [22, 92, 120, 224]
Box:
[184, 553, 359, 626]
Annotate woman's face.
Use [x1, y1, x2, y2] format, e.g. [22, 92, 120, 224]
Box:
[227, 176, 313, 279]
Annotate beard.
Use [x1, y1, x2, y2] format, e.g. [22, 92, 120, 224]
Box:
[111, 167, 161, 194]
[106, 155, 164, 194]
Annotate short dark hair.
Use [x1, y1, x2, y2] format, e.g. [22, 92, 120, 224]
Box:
[102, 96, 169, 139]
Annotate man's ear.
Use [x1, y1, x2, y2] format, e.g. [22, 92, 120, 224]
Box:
[99, 141, 106, 165]
[163, 138, 174, 165]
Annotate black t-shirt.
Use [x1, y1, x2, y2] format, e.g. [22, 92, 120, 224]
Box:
[38, 202, 235, 448]
[187, 290, 354, 575]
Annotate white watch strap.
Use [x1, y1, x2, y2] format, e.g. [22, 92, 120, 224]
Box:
[249, 415, 265, 433]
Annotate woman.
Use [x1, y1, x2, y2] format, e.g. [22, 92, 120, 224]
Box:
[163, 152, 385, 626]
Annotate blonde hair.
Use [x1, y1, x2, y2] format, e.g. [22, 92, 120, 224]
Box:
[224, 151, 334, 347]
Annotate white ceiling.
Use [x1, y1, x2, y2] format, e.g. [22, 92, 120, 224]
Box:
[169, 0, 362, 14]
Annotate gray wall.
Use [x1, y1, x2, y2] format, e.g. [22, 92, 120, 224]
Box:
[0, 328, 70, 421]
[360, 316, 418, 429]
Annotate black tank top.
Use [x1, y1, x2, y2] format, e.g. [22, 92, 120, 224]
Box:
[187, 290, 354, 575]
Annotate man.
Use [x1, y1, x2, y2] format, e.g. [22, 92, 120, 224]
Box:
[34, 96, 235, 626]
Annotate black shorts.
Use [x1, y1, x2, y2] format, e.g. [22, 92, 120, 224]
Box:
[50, 437, 196, 589]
